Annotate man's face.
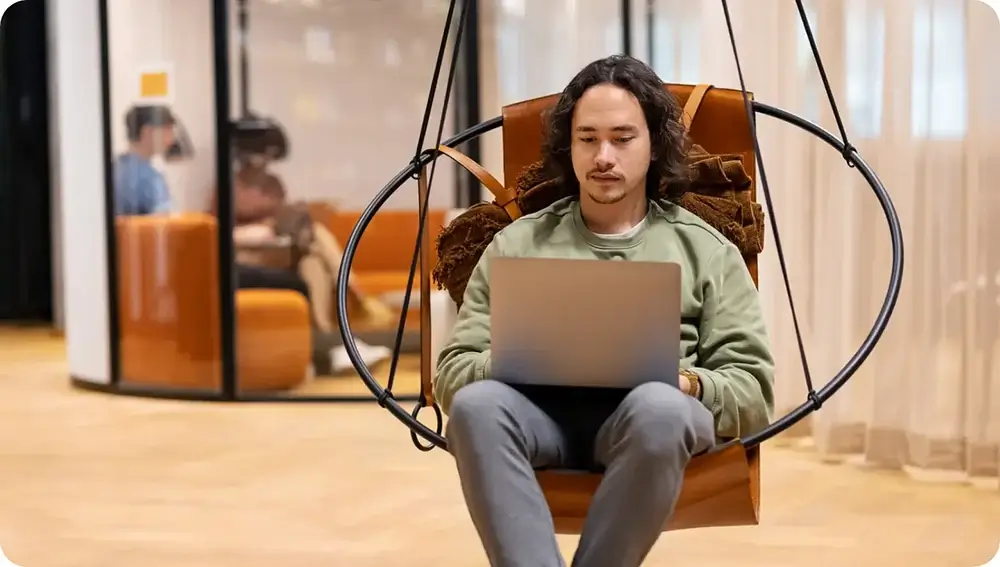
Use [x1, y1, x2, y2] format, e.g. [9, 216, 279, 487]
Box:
[142, 124, 176, 155]
[570, 84, 652, 205]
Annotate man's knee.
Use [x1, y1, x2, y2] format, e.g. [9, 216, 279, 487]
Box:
[446, 380, 520, 444]
[617, 382, 714, 462]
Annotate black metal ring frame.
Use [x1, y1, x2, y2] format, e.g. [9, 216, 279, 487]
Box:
[334, 102, 906, 453]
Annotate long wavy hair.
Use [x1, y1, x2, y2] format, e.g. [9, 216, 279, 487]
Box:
[540, 55, 691, 202]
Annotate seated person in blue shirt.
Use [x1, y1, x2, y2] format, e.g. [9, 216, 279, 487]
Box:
[114, 104, 177, 216]
[111, 104, 309, 304]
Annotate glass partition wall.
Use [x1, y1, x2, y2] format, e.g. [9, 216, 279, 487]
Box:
[228, 0, 464, 401]
[96, 0, 630, 402]
[103, 0, 225, 399]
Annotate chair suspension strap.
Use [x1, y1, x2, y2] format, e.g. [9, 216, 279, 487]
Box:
[395, 0, 469, 451]
[682, 84, 713, 131]
[376, 0, 460, 408]
[719, 0, 821, 410]
[417, 166, 435, 409]
[436, 145, 524, 220]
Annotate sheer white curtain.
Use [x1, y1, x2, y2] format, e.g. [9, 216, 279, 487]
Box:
[480, 0, 1000, 490]
[644, 0, 1000, 490]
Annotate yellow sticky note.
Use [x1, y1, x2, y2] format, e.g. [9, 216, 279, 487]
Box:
[139, 72, 169, 98]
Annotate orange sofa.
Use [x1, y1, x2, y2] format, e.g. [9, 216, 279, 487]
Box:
[308, 203, 447, 333]
[115, 214, 312, 392]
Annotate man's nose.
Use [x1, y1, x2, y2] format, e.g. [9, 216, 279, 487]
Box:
[595, 142, 615, 168]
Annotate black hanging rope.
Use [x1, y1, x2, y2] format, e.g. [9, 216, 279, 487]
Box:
[719, 0, 820, 411]
[376, 0, 467, 409]
[374, 0, 468, 411]
[409, 0, 462, 177]
[335, 0, 905, 454]
[338, 0, 470, 445]
[793, 0, 856, 164]
[401, 2, 472, 449]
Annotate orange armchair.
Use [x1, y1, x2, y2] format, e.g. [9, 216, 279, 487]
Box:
[115, 213, 312, 392]
[308, 202, 446, 332]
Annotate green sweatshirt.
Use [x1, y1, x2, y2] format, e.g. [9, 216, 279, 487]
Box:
[434, 196, 775, 440]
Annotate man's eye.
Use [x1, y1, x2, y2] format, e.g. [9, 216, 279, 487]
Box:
[578, 137, 596, 143]
[616, 137, 634, 144]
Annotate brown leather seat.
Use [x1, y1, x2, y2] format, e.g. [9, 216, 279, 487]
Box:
[116, 213, 311, 392]
[421, 83, 764, 533]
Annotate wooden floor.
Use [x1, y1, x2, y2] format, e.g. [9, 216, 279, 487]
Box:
[0, 327, 998, 566]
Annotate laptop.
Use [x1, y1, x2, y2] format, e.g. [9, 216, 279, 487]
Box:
[490, 256, 681, 390]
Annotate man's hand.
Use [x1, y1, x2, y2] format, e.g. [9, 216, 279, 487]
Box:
[679, 372, 692, 395]
[678, 369, 701, 398]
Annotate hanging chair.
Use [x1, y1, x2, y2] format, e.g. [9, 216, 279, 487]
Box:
[334, 0, 905, 536]
[431, 83, 764, 532]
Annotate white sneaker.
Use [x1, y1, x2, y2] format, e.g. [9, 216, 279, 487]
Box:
[330, 340, 392, 374]
[359, 342, 392, 368]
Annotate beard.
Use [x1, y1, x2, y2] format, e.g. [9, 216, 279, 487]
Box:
[584, 182, 629, 205]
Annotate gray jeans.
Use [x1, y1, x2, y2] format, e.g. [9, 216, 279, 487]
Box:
[446, 380, 715, 567]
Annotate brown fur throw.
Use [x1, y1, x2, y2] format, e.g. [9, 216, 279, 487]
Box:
[433, 144, 766, 306]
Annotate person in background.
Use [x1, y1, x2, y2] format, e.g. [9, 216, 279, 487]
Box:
[112, 105, 313, 336]
[230, 165, 394, 373]
[114, 105, 176, 215]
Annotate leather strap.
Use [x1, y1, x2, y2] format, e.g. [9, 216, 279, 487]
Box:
[436, 145, 523, 221]
[682, 84, 713, 130]
[417, 166, 434, 407]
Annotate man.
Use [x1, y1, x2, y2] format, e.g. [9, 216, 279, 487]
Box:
[114, 105, 176, 215]
[435, 55, 776, 567]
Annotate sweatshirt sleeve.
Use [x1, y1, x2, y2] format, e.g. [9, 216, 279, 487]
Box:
[433, 237, 501, 414]
[690, 243, 776, 440]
